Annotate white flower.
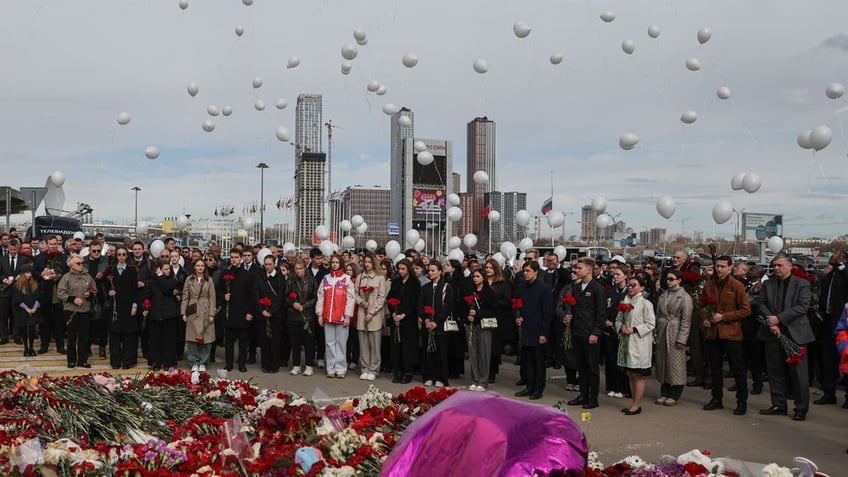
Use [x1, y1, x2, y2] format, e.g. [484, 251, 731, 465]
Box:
[322, 466, 356, 477]
[762, 463, 793, 477]
[678, 449, 712, 468]
[205, 390, 221, 399]
[290, 397, 308, 407]
[354, 385, 393, 413]
[620, 455, 649, 469]
[315, 417, 336, 436]
[587, 451, 604, 470]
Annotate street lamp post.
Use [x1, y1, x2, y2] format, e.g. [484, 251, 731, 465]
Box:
[131, 187, 141, 236]
[257, 163, 269, 244]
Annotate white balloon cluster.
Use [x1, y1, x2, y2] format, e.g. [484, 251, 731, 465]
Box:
[729, 172, 762, 193]
[798, 126, 832, 152]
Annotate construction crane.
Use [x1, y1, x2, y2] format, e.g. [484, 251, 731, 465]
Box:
[324, 120, 343, 202]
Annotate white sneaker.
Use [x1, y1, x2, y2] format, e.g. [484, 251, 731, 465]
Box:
[424, 380, 434, 387]
[366, 372, 377, 381]
[360, 372, 370, 380]
[302, 366, 314, 376]
[290, 366, 302, 375]
[434, 381, 445, 388]
[607, 391, 616, 397]
[317, 359, 325, 368]
[469, 384, 480, 391]
[191, 365, 199, 372]
[198, 365, 206, 373]
[613, 392, 624, 399]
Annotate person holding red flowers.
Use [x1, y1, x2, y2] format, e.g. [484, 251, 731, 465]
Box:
[755, 254, 814, 421]
[182, 258, 216, 373]
[106, 246, 141, 370]
[148, 261, 181, 371]
[615, 275, 656, 415]
[217, 248, 257, 373]
[387, 258, 420, 384]
[287, 259, 318, 376]
[316, 254, 356, 378]
[465, 268, 497, 391]
[418, 261, 455, 387]
[354, 252, 387, 381]
[513, 260, 553, 400]
[56, 255, 97, 368]
[564, 257, 607, 409]
[256, 254, 287, 374]
[602, 267, 630, 399]
[33, 235, 67, 354]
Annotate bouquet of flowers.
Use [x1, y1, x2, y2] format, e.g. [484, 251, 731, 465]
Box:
[259, 296, 272, 337]
[289, 291, 311, 336]
[387, 297, 402, 343]
[756, 315, 806, 364]
[616, 303, 634, 365]
[512, 298, 524, 343]
[699, 295, 718, 328]
[561, 294, 577, 350]
[681, 270, 704, 296]
[222, 273, 235, 320]
[140, 298, 151, 332]
[423, 305, 436, 353]
[464, 293, 480, 346]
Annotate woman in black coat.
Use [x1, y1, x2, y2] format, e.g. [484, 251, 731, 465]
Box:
[256, 255, 287, 373]
[105, 246, 141, 369]
[387, 258, 420, 384]
[148, 260, 180, 371]
[418, 261, 455, 387]
[485, 258, 513, 383]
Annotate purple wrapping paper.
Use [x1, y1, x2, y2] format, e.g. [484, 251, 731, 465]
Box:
[381, 391, 587, 477]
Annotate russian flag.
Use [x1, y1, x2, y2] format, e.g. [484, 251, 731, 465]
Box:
[541, 196, 553, 215]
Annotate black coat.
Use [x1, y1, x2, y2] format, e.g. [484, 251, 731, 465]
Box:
[33, 252, 67, 305]
[819, 265, 848, 332]
[256, 270, 287, 321]
[106, 265, 141, 333]
[515, 278, 553, 347]
[388, 276, 421, 366]
[151, 275, 180, 321]
[287, 275, 318, 323]
[12, 285, 41, 327]
[490, 280, 514, 342]
[1, 254, 32, 298]
[217, 266, 257, 329]
[418, 279, 454, 336]
[569, 278, 607, 338]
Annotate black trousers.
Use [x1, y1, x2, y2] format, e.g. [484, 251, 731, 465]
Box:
[602, 333, 628, 393]
[708, 339, 748, 402]
[288, 321, 315, 367]
[40, 302, 65, 349]
[346, 324, 360, 364]
[0, 296, 12, 340]
[819, 316, 844, 396]
[422, 333, 449, 384]
[148, 318, 178, 368]
[573, 337, 601, 401]
[521, 345, 546, 395]
[260, 316, 283, 371]
[742, 338, 765, 384]
[110, 331, 138, 367]
[89, 315, 110, 348]
[764, 339, 810, 411]
[176, 318, 186, 360]
[280, 319, 291, 365]
[225, 328, 250, 368]
[248, 318, 260, 359]
[447, 329, 466, 378]
[390, 334, 413, 378]
[660, 383, 684, 400]
[65, 311, 90, 365]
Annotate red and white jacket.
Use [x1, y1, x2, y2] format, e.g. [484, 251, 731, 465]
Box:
[316, 269, 356, 324]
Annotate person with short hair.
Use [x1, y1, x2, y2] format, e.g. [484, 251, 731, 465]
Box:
[57, 255, 97, 368]
[316, 254, 356, 378]
[106, 246, 141, 369]
[654, 269, 693, 406]
[616, 274, 656, 415]
[218, 248, 257, 373]
[514, 260, 553, 400]
[565, 257, 607, 409]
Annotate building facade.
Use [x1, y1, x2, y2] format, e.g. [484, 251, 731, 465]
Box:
[485, 191, 527, 244]
[401, 138, 453, 255]
[390, 108, 415, 229]
[466, 117, 496, 236]
[339, 186, 392, 245]
[295, 94, 324, 242]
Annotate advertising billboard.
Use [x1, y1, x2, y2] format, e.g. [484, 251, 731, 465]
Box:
[412, 188, 445, 221]
[742, 213, 782, 241]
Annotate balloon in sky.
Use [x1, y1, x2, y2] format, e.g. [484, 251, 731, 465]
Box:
[276, 127, 290, 142]
[697, 27, 712, 44]
[276, 98, 287, 110]
[402, 53, 418, 68]
[810, 125, 832, 151]
[417, 151, 434, 166]
[742, 172, 762, 193]
[207, 105, 219, 116]
[712, 201, 733, 224]
[448, 236, 462, 250]
[600, 11, 615, 23]
[376, 85, 387, 96]
[447, 193, 461, 206]
[319, 240, 335, 258]
[355, 220, 367, 234]
[176, 215, 190, 230]
[488, 211, 501, 222]
[446, 207, 462, 222]
[405, 229, 420, 247]
[686, 58, 701, 71]
[518, 237, 533, 251]
[116, 112, 131, 125]
[136, 221, 149, 235]
[341, 44, 358, 60]
[448, 249, 464, 262]
[767, 236, 784, 254]
[553, 246, 567, 262]
[252, 77, 263, 89]
[797, 130, 813, 150]
[339, 220, 352, 232]
[287, 57, 300, 68]
[473, 171, 490, 184]
[342, 236, 356, 249]
[550, 53, 563, 65]
[656, 196, 676, 219]
[254, 100, 265, 111]
[500, 241, 516, 259]
[144, 146, 159, 160]
[731, 172, 746, 191]
[414, 141, 427, 153]
[222, 105, 232, 116]
[464, 234, 478, 248]
[648, 25, 660, 38]
[621, 39, 635, 55]
[367, 80, 380, 92]
[235, 25, 244, 37]
[350, 214, 364, 227]
[619, 133, 639, 150]
[353, 30, 366, 42]
[341, 63, 352, 75]
[365, 240, 378, 252]
[513, 22, 531, 38]
[591, 196, 607, 213]
[473, 59, 488, 74]
[547, 212, 564, 227]
[201, 120, 215, 132]
[179, 0, 188, 11]
[315, 225, 330, 240]
[382, 103, 399, 115]
[680, 110, 698, 124]
[717, 86, 731, 100]
[242, 0, 253, 6]
[50, 171, 65, 187]
[149, 240, 165, 258]
[515, 210, 530, 227]
[385, 240, 401, 259]
[826, 82, 844, 100]
[398, 116, 412, 127]
[595, 214, 612, 228]
[414, 239, 426, 253]
[187, 82, 199, 97]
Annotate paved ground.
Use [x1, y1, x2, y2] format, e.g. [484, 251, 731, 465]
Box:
[3, 344, 845, 473]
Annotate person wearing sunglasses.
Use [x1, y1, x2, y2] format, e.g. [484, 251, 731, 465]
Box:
[615, 275, 656, 415]
[57, 255, 98, 368]
[654, 270, 693, 407]
[83, 243, 109, 359]
[106, 246, 141, 369]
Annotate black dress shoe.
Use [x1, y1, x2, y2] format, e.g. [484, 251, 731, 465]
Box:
[0, 338, 8, 345]
[567, 397, 587, 406]
[78, 362, 91, 369]
[37, 347, 49, 354]
[400, 375, 413, 384]
[246, 356, 257, 364]
[515, 378, 527, 386]
[225, 366, 233, 372]
[702, 399, 723, 411]
[728, 384, 737, 392]
[514, 388, 532, 397]
[67, 363, 75, 368]
[733, 402, 747, 415]
[112, 365, 121, 369]
[57, 347, 66, 355]
[122, 365, 131, 369]
[759, 405, 787, 415]
[14, 337, 23, 344]
[813, 394, 836, 405]
[623, 407, 641, 415]
[529, 393, 543, 400]
[238, 365, 248, 372]
[582, 401, 599, 409]
[392, 376, 402, 383]
[751, 383, 763, 395]
[791, 410, 807, 421]
[686, 380, 703, 387]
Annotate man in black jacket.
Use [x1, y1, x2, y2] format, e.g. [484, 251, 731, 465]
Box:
[817, 251, 848, 407]
[564, 257, 607, 409]
[218, 248, 257, 372]
[1, 239, 33, 344]
[514, 260, 553, 400]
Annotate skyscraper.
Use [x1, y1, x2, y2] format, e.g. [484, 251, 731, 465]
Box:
[295, 94, 324, 243]
[486, 191, 527, 244]
[466, 117, 496, 236]
[402, 138, 453, 254]
[340, 186, 392, 244]
[390, 108, 415, 228]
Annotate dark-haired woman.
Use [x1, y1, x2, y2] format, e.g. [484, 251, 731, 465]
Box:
[387, 258, 420, 384]
[615, 275, 656, 415]
[654, 269, 692, 406]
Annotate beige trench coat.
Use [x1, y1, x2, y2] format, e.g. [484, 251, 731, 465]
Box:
[355, 271, 387, 332]
[182, 276, 217, 344]
[655, 286, 693, 385]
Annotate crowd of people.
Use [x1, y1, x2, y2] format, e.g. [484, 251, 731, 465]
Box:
[1, 229, 847, 422]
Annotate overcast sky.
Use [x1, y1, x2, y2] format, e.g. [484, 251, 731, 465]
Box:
[2, 0, 848, 240]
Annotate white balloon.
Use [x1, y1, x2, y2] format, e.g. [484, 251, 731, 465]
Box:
[767, 236, 784, 254]
[135, 221, 149, 235]
[600, 11, 615, 22]
[382, 103, 399, 115]
[731, 172, 746, 190]
[464, 234, 478, 248]
[447, 249, 465, 263]
[341, 63, 352, 75]
[376, 85, 387, 96]
[515, 210, 530, 227]
[473, 170, 490, 184]
[414, 238, 426, 252]
[341, 44, 358, 60]
[550, 53, 563, 65]
[405, 229, 420, 247]
[187, 82, 199, 97]
[350, 214, 364, 227]
[619, 133, 639, 150]
[242, 217, 255, 229]
[252, 77, 263, 89]
[742, 172, 762, 193]
[275, 98, 288, 110]
[518, 237, 533, 251]
[413, 141, 427, 153]
[315, 225, 330, 240]
[365, 239, 378, 252]
[680, 110, 698, 124]
[448, 236, 462, 249]
[254, 100, 265, 111]
[287, 57, 300, 68]
[499, 241, 516, 259]
[49, 171, 65, 187]
[656, 196, 676, 219]
[398, 116, 412, 127]
[356, 38, 368, 46]
[355, 222, 368, 234]
[144, 146, 160, 160]
[242, 0, 253, 5]
[179, 0, 188, 10]
[202, 119, 215, 132]
[235, 25, 244, 37]
[402, 53, 418, 68]
[342, 236, 356, 249]
[257, 247, 272, 263]
[222, 105, 233, 116]
[339, 220, 352, 232]
[547, 212, 564, 228]
[491, 252, 506, 267]
[621, 39, 635, 55]
[319, 240, 335, 258]
[353, 29, 367, 42]
[697, 27, 712, 44]
[282, 242, 296, 254]
[591, 196, 607, 214]
[513, 21, 531, 39]
[595, 214, 612, 228]
[647, 25, 661, 38]
[711, 201, 733, 225]
[826, 82, 845, 100]
[488, 211, 501, 222]
[797, 130, 813, 150]
[73, 231, 85, 241]
[686, 58, 701, 71]
[366, 80, 380, 92]
[116, 112, 131, 125]
[385, 240, 401, 259]
[810, 125, 833, 151]
[553, 245, 567, 262]
[176, 215, 190, 230]
[715, 86, 731, 100]
[473, 59, 488, 74]
[276, 127, 290, 142]
[149, 240, 165, 259]
[417, 151, 434, 166]
[446, 207, 462, 222]
[207, 105, 219, 116]
[447, 193, 461, 206]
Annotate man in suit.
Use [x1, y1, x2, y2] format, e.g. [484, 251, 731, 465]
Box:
[757, 254, 814, 421]
[564, 256, 607, 409]
[33, 235, 67, 353]
[1, 239, 33, 343]
[218, 248, 257, 372]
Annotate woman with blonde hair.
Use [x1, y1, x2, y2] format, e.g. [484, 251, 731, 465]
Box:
[182, 258, 217, 373]
[316, 254, 356, 378]
[12, 264, 40, 357]
[355, 252, 388, 380]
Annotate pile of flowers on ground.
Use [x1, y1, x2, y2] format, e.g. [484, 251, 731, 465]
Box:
[585, 449, 800, 477]
[0, 370, 456, 476]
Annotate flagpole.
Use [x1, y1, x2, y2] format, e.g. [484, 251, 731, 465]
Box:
[550, 170, 555, 247]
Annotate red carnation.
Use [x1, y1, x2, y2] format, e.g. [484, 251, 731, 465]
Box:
[699, 296, 718, 306]
[105, 274, 114, 281]
[682, 270, 703, 284]
[603, 284, 613, 292]
[463, 295, 474, 304]
[142, 299, 151, 309]
[288, 292, 298, 301]
[561, 294, 577, 306]
[423, 305, 435, 317]
[616, 303, 634, 312]
[259, 297, 272, 307]
[222, 274, 235, 281]
[511, 298, 523, 310]
[360, 286, 375, 294]
[387, 297, 400, 307]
